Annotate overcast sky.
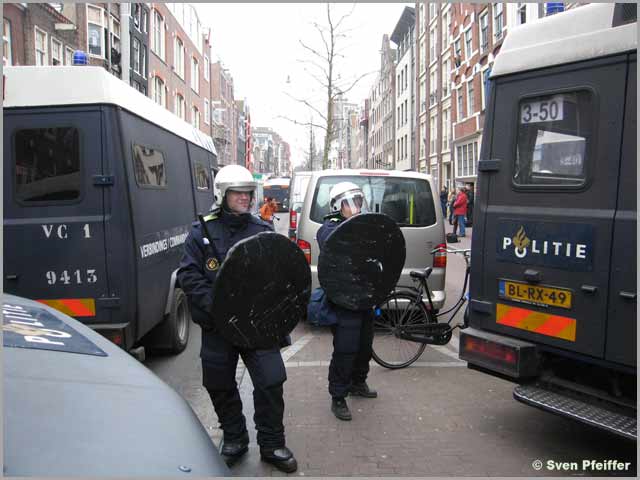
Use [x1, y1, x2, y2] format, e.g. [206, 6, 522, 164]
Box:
[195, 3, 412, 167]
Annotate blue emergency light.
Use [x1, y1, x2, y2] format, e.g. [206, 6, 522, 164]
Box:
[546, 3, 564, 16]
[73, 50, 88, 65]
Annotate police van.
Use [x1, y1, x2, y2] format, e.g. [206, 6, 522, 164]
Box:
[3, 66, 218, 356]
[459, 4, 636, 439]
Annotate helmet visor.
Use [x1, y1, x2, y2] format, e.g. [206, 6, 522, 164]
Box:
[336, 190, 368, 215]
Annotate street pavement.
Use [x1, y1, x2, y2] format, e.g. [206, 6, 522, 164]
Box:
[145, 227, 637, 477]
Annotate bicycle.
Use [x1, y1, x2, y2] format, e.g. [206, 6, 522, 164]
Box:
[371, 246, 471, 369]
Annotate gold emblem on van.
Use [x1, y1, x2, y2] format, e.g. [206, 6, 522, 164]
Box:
[513, 226, 531, 250]
[206, 258, 219, 271]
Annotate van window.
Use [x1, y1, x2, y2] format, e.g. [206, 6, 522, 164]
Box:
[14, 127, 81, 202]
[310, 176, 436, 227]
[133, 144, 167, 187]
[195, 163, 210, 190]
[514, 91, 592, 187]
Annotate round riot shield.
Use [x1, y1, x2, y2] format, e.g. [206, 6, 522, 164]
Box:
[318, 213, 406, 311]
[211, 232, 311, 349]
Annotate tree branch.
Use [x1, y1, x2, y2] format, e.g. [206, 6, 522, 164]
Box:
[283, 91, 328, 122]
[276, 115, 328, 132]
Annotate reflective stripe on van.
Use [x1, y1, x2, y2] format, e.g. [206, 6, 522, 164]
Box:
[36, 298, 96, 317]
[496, 303, 576, 342]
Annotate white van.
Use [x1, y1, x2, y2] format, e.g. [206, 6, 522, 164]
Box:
[296, 169, 447, 310]
[288, 170, 313, 241]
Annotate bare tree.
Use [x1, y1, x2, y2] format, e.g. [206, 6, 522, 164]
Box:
[283, 4, 373, 169]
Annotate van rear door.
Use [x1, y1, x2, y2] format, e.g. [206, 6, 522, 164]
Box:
[474, 56, 627, 358]
[3, 108, 109, 325]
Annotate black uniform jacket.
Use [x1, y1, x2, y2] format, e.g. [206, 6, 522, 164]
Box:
[177, 210, 273, 329]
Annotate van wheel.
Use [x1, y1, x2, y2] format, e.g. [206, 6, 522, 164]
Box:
[146, 288, 190, 355]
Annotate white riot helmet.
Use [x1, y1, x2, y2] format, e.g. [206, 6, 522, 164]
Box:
[329, 181, 368, 215]
[213, 165, 257, 207]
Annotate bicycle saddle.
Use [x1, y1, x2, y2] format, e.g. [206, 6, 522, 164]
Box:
[410, 267, 433, 279]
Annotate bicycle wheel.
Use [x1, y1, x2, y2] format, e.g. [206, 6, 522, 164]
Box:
[371, 291, 433, 369]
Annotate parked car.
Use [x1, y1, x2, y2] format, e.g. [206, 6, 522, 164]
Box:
[3, 293, 230, 477]
[295, 169, 447, 315]
[288, 170, 313, 241]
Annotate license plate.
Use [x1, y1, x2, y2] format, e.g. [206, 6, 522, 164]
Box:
[498, 280, 572, 309]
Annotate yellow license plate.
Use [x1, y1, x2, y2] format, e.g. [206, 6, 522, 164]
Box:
[498, 280, 572, 309]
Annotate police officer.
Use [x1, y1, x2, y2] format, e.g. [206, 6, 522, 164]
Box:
[317, 182, 378, 422]
[177, 165, 297, 473]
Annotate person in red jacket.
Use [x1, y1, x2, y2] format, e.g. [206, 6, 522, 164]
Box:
[452, 187, 468, 237]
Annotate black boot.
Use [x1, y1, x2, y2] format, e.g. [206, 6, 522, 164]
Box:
[349, 381, 378, 398]
[220, 431, 249, 463]
[260, 446, 298, 473]
[331, 397, 352, 421]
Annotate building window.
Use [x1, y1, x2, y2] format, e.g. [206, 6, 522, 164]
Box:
[51, 37, 63, 65]
[174, 36, 185, 78]
[191, 57, 199, 93]
[152, 9, 165, 60]
[442, 11, 449, 48]
[192, 106, 200, 129]
[481, 68, 491, 110]
[429, 26, 436, 61]
[132, 37, 140, 73]
[204, 55, 210, 82]
[87, 5, 103, 56]
[204, 99, 210, 125]
[429, 2, 436, 19]
[140, 44, 147, 78]
[493, 3, 504, 40]
[3, 18, 11, 66]
[152, 76, 165, 107]
[35, 27, 48, 65]
[141, 7, 148, 33]
[64, 46, 74, 65]
[456, 141, 479, 178]
[454, 38, 462, 66]
[110, 16, 121, 58]
[175, 94, 185, 120]
[479, 11, 489, 51]
[430, 70, 437, 106]
[442, 108, 449, 151]
[464, 29, 472, 59]
[442, 59, 449, 97]
[457, 89, 465, 120]
[467, 81, 475, 114]
[430, 115, 438, 153]
[517, 3, 527, 25]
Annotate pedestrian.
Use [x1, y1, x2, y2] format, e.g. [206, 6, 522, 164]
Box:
[452, 186, 468, 237]
[439, 187, 448, 219]
[259, 196, 277, 224]
[177, 165, 298, 473]
[465, 185, 475, 226]
[317, 182, 378, 422]
[447, 189, 456, 225]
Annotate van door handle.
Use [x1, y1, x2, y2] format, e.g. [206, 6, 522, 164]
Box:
[5, 274, 18, 281]
[619, 291, 637, 301]
[581, 285, 597, 294]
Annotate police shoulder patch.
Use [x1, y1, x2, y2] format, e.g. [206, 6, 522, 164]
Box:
[205, 257, 220, 271]
[203, 213, 218, 222]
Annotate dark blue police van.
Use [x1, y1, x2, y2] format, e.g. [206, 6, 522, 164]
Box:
[3, 66, 217, 356]
[459, 4, 636, 440]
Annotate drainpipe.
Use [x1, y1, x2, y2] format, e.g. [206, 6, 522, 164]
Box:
[120, 3, 130, 85]
[106, 3, 112, 72]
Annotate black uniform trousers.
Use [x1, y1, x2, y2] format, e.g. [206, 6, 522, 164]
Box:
[201, 329, 287, 449]
[328, 307, 374, 399]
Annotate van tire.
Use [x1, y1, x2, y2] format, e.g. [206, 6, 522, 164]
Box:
[146, 288, 190, 355]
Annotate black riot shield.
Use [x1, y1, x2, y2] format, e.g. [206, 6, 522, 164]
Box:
[318, 213, 406, 311]
[211, 232, 311, 349]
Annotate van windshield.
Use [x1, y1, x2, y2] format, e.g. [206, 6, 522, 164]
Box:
[310, 176, 436, 227]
